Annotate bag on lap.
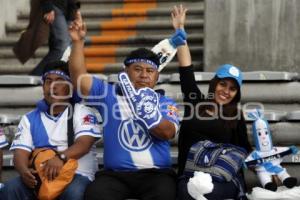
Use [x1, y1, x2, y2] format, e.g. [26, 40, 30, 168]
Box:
[184, 140, 247, 181]
[184, 140, 248, 199]
[30, 148, 78, 200]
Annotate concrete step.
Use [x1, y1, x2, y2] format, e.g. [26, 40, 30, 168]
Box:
[6, 19, 203, 33]
[0, 0, 205, 74]
[1, 104, 299, 121]
[0, 33, 203, 47]
[15, 0, 203, 13]
[1, 79, 300, 105]
[0, 45, 203, 58]
[78, 0, 204, 10]
[86, 61, 203, 73]
[0, 108, 33, 116]
[18, 6, 204, 20]
[84, 33, 203, 46]
[156, 82, 300, 103]
[0, 60, 203, 75]
[0, 58, 42, 74]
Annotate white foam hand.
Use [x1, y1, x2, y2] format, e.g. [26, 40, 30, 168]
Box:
[152, 39, 177, 72]
[187, 171, 214, 200]
[118, 72, 162, 129]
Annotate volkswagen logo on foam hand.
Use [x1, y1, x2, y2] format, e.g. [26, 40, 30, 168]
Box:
[118, 119, 153, 152]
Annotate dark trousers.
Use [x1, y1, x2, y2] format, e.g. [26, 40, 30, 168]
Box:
[85, 168, 176, 200]
[30, 5, 71, 76]
[0, 174, 91, 200]
[177, 176, 240, 200]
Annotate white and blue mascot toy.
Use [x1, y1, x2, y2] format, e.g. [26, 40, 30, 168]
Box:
[245, 109, 298, 191]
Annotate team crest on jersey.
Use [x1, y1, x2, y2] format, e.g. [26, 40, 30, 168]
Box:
[82, 114, 98, 125]
[118, 119, 153, 152]
[167, 105, 179, 120]
[167, 105, 178, 113]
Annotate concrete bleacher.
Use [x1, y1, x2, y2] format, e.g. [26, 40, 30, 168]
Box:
[0, 0, 204, 74]
[1, 71, 300, 190]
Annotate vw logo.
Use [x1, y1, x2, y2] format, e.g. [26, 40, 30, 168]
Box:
[118, 119, 152, 152]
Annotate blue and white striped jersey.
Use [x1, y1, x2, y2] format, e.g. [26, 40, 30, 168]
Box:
[10, 103, 102, 181]
[86, 76, 179, 171]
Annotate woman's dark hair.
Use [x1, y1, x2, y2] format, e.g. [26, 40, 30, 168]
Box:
[123, 48, 160, 67]
[198, 76, 242, 128]
[42, 60, 70, 76]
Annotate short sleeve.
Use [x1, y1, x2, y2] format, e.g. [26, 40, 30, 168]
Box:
[73, 104, 102, 140]
[159, 97, 180, 132]
[10, 116, 34, 152]
[85, 76, 108, 104]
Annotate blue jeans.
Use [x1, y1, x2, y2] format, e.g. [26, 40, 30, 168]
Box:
[30, 5, 71, 75]
[0, 174, 91, 200]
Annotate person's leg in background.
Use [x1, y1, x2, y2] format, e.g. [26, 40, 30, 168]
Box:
[59, 174, 91, 200]
[30, 5, 71, 76]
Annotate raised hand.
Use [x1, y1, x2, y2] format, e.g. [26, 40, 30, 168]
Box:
[171, 4, 188, 30]
[169, 5, 187, 48]
[118, 72, 162, 129]
[69, 11, 87, 42]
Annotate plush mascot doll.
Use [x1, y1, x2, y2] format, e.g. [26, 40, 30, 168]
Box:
[245, 109, 298, 191]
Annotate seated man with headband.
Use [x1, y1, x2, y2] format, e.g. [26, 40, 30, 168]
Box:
[0, 61, 101, 200]
[68, 10, 186, 200]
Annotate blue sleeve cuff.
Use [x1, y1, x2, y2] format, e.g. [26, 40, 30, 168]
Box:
[0, 141, 8, 148]
[10, 144, 32, 152]
[75, 129, 102, 138]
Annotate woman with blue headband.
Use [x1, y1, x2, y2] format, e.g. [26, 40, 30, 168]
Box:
[172, 5, 252, 200]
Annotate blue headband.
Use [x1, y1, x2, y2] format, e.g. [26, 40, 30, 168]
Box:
[124, 58, 158, 69]
[42, 70, 71, 82]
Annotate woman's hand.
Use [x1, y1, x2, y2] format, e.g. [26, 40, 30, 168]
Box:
[171, 4, 188, 30]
